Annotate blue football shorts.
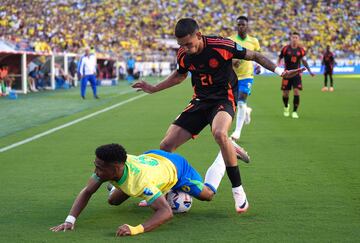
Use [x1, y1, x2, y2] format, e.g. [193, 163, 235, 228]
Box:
[238, 78, 254, 96]
[144, 150, 204, 197]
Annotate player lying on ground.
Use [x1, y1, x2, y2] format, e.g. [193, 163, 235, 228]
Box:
[50, 143, 249, 236]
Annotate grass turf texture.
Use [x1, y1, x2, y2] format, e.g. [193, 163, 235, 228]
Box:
[0, 75, 359, 242]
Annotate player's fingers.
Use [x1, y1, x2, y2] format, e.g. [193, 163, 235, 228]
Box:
[120, 229, 130, 236]
[116, 226, 124, 236]
[116, 229, 126, 236]
[131, 80, 145, 87]
[131, 82, 140, 88]
[51, 225, 62, 232]
[56, 226, 63, 232]
[117, 225, 131, 236]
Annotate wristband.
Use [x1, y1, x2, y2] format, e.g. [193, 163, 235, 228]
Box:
[274, 67, 283, 76]
[127, 224, 144, 235]
[65, 215, 76, 225]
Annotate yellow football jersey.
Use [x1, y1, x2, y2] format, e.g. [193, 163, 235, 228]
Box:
[229, 34, 261, 79]
[105, 153, 178, 204]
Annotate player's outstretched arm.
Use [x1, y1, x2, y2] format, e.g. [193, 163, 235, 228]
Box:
[244, 50, 305, 79]
[244, 50, 277, 73]
[116, 195, 173, 237]
[50, 177, 102, 232]
[131, 70, 187, 93]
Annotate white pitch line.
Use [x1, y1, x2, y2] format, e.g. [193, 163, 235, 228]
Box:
[0, 93, 147, 153]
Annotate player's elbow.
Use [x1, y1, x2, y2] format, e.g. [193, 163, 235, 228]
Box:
[175, 72, 187, 82]
[158, 206, 173, 223]
[165, 207, 173, 220]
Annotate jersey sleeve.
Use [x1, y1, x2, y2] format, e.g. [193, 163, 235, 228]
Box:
[300, 48, 306, 58]
[176, 47, 188, 74]
[279, 46, 286, 58]
[232, 41, 247, 59]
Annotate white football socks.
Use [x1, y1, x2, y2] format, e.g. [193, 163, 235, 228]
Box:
[232, 103, 247, 140]
[204, 151, 226, 192]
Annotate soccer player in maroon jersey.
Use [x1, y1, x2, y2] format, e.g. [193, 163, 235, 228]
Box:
[278, 32, 315, 119]
[133, 18, 303, 213]
[321, 45, 335, 92]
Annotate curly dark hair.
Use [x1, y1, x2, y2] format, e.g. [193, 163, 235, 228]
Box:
[95, 143, 127, 163]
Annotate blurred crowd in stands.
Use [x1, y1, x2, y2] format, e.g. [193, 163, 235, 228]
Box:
[0, 0, 359, 62]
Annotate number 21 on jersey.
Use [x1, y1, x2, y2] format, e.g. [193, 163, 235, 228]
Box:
[200, 74, 213, 86]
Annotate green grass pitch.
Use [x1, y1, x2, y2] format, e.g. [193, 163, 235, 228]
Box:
[0, 75, 359, 242]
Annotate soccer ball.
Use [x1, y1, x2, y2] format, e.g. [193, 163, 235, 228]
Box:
[166, 190, 193, 213]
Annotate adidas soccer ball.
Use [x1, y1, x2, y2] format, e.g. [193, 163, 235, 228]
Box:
[166, 190, 193, 213]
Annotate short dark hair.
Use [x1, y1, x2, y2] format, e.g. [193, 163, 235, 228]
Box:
[237, 16, 248, 23]
[95, 143, 127, 163]
[175, 18, 199, 38]
[292, 31, 300, 36]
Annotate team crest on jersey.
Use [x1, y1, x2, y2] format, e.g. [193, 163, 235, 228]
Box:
[181, 185, 190, 192]
[143, 188, 153, 196]
[236, 43, 243, 51]
[209, 58, 219, 68]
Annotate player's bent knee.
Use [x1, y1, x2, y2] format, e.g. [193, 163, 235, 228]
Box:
[159, 140, 176, 152]
[201, 193, 214, 201]
[108, 197, 121, 206]
[212, 130, 228, 144]
[197, 187, 215, 201]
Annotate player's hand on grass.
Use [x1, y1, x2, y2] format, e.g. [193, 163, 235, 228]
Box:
[116, 224, 131, 236]
[281, 67, 306, 79]
[50, 222, 74, 232]
[131, 80, 156, 93]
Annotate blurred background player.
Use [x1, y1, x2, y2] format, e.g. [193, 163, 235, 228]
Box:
[0, 65, 14, 96]
[228, 16, 261, 141]
[77, 46, 99, 99]
[321, 45, 335, 92]
[278, 32, 315, 119]
[50, 143, 215, 236]
[126, 55, 136, 83]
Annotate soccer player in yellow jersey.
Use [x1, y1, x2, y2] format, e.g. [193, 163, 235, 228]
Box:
[228, 16, 261, 141]
[50, 144, 215, 236]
